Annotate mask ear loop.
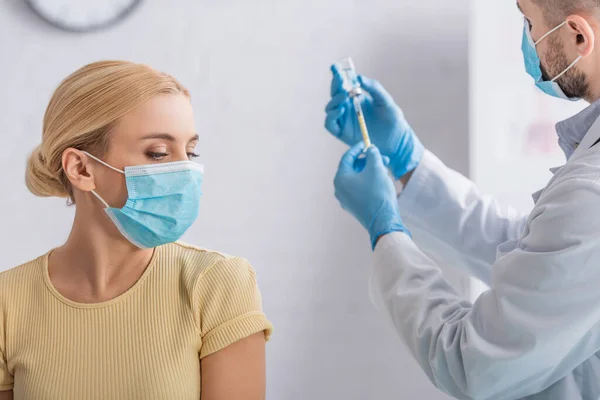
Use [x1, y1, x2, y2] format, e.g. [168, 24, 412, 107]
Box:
[90, 190, 110, 209]
[534, 21, 567, 46]
[82, 151, 125, 209]
[82, 151, 125, 174]
[552, 55, 583, 82]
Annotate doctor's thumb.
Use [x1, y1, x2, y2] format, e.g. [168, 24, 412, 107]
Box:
[365, 146, 384, 167]
[358, 75, 393, 106]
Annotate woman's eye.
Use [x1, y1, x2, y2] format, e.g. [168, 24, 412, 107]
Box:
[187, 152, 200, 160]
[147, 152, 169, 160]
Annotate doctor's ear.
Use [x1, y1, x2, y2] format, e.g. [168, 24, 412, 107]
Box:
[62, 149, 96, 193]
[566, 16, 595, 57]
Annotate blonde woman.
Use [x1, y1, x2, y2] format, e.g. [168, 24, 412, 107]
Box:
[0, 61, 272, 400]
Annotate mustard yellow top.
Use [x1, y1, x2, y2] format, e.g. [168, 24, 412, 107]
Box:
[0, 242, 273, 399]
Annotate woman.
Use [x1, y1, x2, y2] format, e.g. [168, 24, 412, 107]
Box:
[0, 60, 272, 400]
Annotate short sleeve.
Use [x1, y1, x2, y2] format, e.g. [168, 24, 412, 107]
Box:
[0, 307, 13, 390]
[195, 257, 273, 359]
[0, 355, 11, 391]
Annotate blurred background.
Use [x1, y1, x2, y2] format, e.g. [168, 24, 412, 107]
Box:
[0, 0, 559, 398]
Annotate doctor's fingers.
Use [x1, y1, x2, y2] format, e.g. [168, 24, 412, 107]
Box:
[330, 64, 345, 96]
[325, 92, 350, 112]
[337, 141, 366, 171]
[364, 146, 385, 169]
[325, 107, 346, 136]
[358, 75, 394, 106]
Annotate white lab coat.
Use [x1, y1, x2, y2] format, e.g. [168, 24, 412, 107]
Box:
[370, 116, 600, 400]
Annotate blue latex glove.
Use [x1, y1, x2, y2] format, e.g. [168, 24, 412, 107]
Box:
[334, 142, 410, 249]
[325, 65, 425, 180]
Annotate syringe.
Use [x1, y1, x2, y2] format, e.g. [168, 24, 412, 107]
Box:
[336, 57, 372, 149]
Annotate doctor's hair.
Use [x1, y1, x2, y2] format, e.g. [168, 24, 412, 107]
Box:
[26, 60, 190, 202]
[532, 0, 600, 25]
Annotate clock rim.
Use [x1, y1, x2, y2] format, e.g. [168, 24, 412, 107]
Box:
[25, 0, 144, 33]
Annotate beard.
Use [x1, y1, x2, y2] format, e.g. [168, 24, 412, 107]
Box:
[540, 35, 589, 100]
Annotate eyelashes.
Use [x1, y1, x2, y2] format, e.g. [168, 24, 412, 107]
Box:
[146, 152, 200, 161]
[147, 152, 168, 160]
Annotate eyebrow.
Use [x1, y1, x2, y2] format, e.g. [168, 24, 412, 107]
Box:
[140, 133, 199, 142]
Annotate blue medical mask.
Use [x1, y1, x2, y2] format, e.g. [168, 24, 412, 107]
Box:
[84, 152, 204, 248]
[522, 18, 583, 101]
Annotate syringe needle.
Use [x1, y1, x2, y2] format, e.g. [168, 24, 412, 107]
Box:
[336, 57, 372, 151]
[354, 97, 371, 149]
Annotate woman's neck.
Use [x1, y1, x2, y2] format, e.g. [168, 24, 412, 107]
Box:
[48, 208, 154, 302]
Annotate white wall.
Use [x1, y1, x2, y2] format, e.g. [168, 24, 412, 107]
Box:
[0, 0, 468, 398]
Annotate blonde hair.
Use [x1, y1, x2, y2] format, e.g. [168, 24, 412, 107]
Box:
[26, 60, 190, 201]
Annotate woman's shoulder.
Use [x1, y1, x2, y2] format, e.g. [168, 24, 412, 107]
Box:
[0, 254, 46, 301]
[165, 241, 234, 268]
[163, 241, 256, 281]
[163, 242, 260, 309]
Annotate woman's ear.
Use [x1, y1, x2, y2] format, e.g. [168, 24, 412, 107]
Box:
[62, 149, 96, 193]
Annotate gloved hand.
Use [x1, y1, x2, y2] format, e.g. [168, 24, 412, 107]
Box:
[334, 142, 410, 249]
[325, 65, 425, 180]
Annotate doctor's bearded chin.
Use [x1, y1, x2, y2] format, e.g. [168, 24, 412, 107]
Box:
[541, 34, 590, 99]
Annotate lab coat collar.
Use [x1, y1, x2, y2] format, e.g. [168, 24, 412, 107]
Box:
[555, 99, 600, 159]
[532, 189, 544, 203]
[568, 111, 600, 160]
[532, 104, 600, 204]
[549, 166, 562, 174]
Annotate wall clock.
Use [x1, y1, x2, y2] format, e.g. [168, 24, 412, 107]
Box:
[26, 0, 143, 33]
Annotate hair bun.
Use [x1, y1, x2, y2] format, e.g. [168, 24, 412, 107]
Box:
[25, 146, 68, 198]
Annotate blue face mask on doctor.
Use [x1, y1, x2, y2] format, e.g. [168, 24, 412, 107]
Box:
[522, 18, 583, 101]
[84, 152, 204, 249]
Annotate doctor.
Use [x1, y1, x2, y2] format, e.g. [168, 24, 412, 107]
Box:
[326, 1, 600, 399]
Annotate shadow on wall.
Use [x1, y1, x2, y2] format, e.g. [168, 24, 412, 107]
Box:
[365, 31, 471, 288]
[365, 33, 469, 176]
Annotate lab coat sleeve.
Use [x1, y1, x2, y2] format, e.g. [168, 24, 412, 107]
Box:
[371, 177, 600, 400]
[397, 150, 528, 285]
